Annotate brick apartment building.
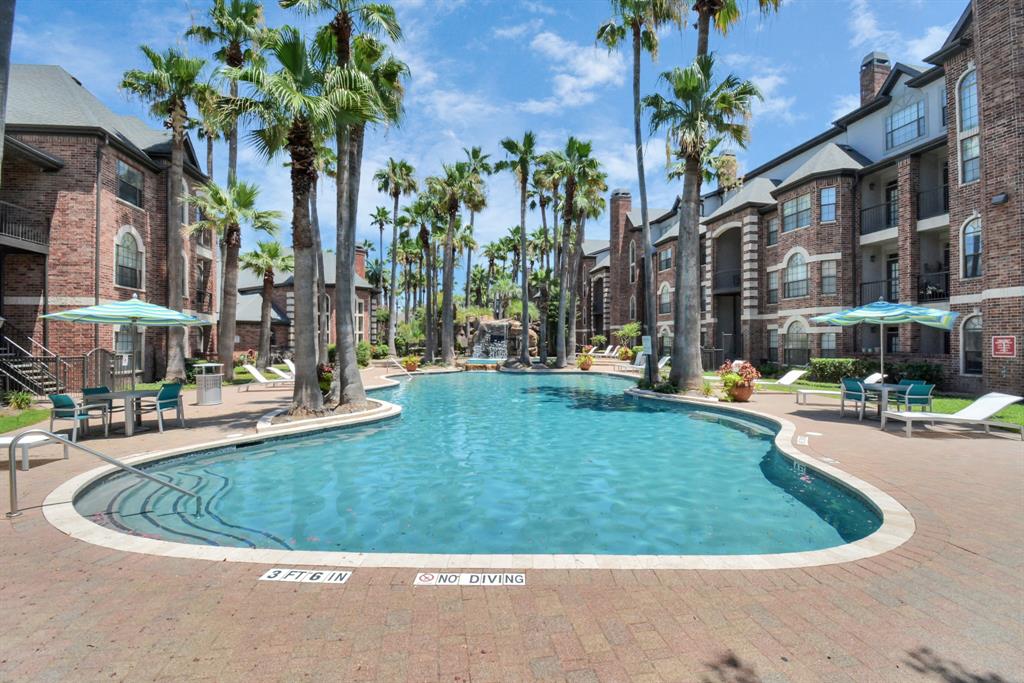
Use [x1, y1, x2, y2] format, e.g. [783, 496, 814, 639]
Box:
[0, 64, 216, 386]
[598, 1, 1023, 394]
[234, 246, 379, 353]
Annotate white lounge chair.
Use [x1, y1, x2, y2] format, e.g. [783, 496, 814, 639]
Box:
[267, 366, 294, 380]
[0, 433, 69, 471]
[658, 355, 671, 369]
[283, 358, 296, 375]
[757, 369, 806, 388]
[882, 392, 1023, 439]
[602, 346, 620, 358]
[242, 364, 292, 391]
[796, 372, 885, 405]
[614, 354, 647, 373]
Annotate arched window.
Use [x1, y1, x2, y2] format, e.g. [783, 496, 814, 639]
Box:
[958, 70, 978, 132]
[784, 253, 808, 298]
[962, 315, 983, 375]
[628, 295, 636, 321]
[784, 320, 809, 366]
[957, 68, 980, 183]
[658, 284, 671, 315]
[628, 241, 637, 283]
[115, 231, 142, 289]
[962, 218, 982, 278]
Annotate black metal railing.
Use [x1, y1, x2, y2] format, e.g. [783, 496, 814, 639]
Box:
[0, 201, 50, 247]
[701, 347, 725, 371]
[860, 279, 899, 304]
[917, 271, 950, 302]
[713, 268, 742, 292]
[917, 186, 949, 219]
[861, 202, 898, 234]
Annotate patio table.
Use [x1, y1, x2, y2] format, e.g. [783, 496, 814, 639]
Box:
[863, 383, 907, 427]
[88, 390, 159, 436]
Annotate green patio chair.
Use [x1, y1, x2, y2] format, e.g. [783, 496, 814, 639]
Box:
[83, 385, 123, 416]
[839, 378, 878, 421]
[897, 382, 935, 413]
[137, 383, 186, 433]
[48, 393, 109, 442]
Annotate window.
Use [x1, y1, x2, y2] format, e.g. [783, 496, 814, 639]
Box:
[783, 253, 808, 298]
[886, 327, 901, 353]
[115, 232, 142, 289]
[195, 258, 211, 302]
[819, 187, 836, 223]
[958, 69, 980, 183]
[658, 285, 671, 315]
[885, 181, 899, 226]
[820, 332, 837, 358]
[962, 315, 982, 375]
[699, 237, 707, 265]
[766, 217, 779, 246]
[767, 271, 779, 304]
[963, 219, 982, 278]
[356, 300, 365, 340]
[767, 329, 778, 362]
[958, 70, 978, 131]
[628, 241, 637, 283]
[940, 85, 947, 127]
[885, 100, 925, 149]
[628, 296, 636, 321]
[960, 135, 980, 183]
[117, 160, 143, 207]
[700, 286, 707, 312]
[821, 260, 837, 295]
[114, 326, 143, 371]
[782, 194, 811, 232]
[784, 321, 809, 366]
[659, 332, 671, 356]
[658, 247, 673, 271]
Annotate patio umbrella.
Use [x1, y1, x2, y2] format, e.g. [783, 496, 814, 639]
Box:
[811, 299, 958, 378]
[42, 294, 210, 390]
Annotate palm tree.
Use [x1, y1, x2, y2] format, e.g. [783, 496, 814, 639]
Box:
[187, 180, 280, 373]
[240, 242, 294, 370]
[228, 26, 375, 414]
[470, 264, 488, 307]
[568, 173, 607, 361]
[373, 158, 417, 355]
[191, 78, 228, 178]
[645, 55, 759, 389]
[370, 205, 390, 259]
[186, 0, 266, 184]
[495, 131, 536, 365]
[598, 0, 684, 383]
[461, 145, 492, 317]
[691, 0, 781, 56]
[121, 47, 208, 382]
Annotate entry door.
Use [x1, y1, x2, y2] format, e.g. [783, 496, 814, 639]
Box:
[886, 255, 900, 302]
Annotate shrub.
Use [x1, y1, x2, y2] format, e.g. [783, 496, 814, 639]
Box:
[718, 361, 760, 387]
[401, 355, 420, 371]
[631, 345, 644, 359]
[614, 321, 641, 347]
[757, 361, 783, 379]
[356, 340, 372, 368]
[806, 357, 875, 383]
[317, 363, 333, 395]
[590, 334, 607, 348]
[372, 344, 389, 360]
[575, 352, 594, 370]
[887, 361, 945, 386]
[617, 346, 634, 361]
[4, 390, 33, 410]
[327, 343, 337, 364]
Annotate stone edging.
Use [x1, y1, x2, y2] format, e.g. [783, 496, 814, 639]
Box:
[43, 373, 914, 571]
[255, 400, 397, 433]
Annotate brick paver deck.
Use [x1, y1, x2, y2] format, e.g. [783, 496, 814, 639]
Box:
[1, 367, 1021, 681]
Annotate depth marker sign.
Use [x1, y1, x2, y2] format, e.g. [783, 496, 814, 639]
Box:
[414, 572, 526, 586]
[259, 568, 351, 584]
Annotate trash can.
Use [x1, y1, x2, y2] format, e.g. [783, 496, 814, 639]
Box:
[195, 363, 223, 406]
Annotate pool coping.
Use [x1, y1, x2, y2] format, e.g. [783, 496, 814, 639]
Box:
[42, 372, 915, 571]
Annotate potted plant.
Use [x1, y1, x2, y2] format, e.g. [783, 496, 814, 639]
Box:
[590, 334, 607, 350]
[576, 352, 594, 371]
[617, 346, 634, 361]
[402, 355, 420, 372]
[718, 360, 761, 402]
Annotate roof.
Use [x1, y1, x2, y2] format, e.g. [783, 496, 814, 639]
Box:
[237, 249, 373, 291]
[925, 4, 972, 65]
[704, 177, 781, 222]
[235, 292, 289, 324]
[581, 239, 609, 257]
[589, 252, 610, 273]
[3, 135, 64, 170]
[654, 224, 677, 246]
[772, 143, 873, 195]
[626, 206, 673, 228]
[5, 64, 203, 175]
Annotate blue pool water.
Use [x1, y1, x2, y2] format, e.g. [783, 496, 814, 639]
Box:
[75, 373, 882, 555]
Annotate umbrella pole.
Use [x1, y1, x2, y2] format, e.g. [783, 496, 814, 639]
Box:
[879, 323, 885, 379]
[131, 321, 138, 392]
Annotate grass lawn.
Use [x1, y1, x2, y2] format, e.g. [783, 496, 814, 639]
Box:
[133, 364, 290, 390]
[0, 407, 50, 434]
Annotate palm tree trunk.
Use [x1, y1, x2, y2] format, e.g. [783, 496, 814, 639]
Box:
[205, 135, 214, 179]
[670, 156, 704, 389]
[464, 214, 474, 342]
[387, 191, 400, 355]
[228, 79, 238, 185]
[165, 111, 187, 382]
[567, 217, 585, 363]
[441, 214, 456, 364]
[257, 270, 274, 371]
[424, 241, 434, 362]
[311, 181, 329, 365]
[518, 185, 530, 365]
[337, 123, 366, 403]
[217, 223, 241, 373]
[554, 184, 574, 368]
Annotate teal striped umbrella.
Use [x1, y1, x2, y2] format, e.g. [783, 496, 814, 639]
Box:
[811, 300, 958, 377]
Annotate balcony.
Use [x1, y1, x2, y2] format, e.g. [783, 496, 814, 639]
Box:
[917, 186, 949, 220]
[917, 271, 950, 302]
[712, 268, 742, 293]
[861, 202, 898, 235]
[860, 279, 899, 304]
[0, 201, 50, 252]
[192, 290, 214, 313]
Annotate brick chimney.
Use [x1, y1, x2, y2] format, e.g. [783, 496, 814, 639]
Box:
[355, 246, 368, 279]
[860, 51, 891, 105]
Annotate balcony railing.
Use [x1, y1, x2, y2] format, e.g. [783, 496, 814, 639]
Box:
[0, 201, 50, 247]
[917, 271, 950, 302]
[860, 279, 899, 304]
[861, 202, 898, 235]
[917, 186, 949, 220]
[712, 268, 742, 292]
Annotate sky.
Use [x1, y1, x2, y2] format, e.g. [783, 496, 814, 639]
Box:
[11, 0, 966, 283]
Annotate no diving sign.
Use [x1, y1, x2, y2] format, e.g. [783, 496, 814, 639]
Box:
[414, 572, 526, 586]
[259, 568, 351, 584]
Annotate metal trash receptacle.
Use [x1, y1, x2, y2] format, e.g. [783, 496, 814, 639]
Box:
[195, 363, 223, 406]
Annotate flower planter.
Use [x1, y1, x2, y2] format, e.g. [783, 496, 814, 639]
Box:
[578, 359, 593, 371]
[402, 362, 419, 372]
[728, 385, 754, 402]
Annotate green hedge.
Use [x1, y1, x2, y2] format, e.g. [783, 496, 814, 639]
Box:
[356, 340, 372, 368]
[806, 358, 876, 383]
[886, 361, 945, 386]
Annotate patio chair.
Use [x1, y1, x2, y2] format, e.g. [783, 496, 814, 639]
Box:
[614, 353, 647, 373]
[137, 383, 186, 433]
[242, 364, 293, 391]
[48, 393, 109, 442]
[882, 392, 1023, 439]
[894, 382, 935, 412]
[283, 358, 296, 375]
[83, 385, 124, 418]
[758, 369, 806, 388]
[839, 378, 878, 421]
[266, 366, 294, 381]
[598, 346, 618, 358]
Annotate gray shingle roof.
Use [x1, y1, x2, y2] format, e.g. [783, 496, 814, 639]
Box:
[581, 239, 609, 257]
[237, 248, 373, 291]
[704, 177, 781, 222]
[235, 292, 289, 323]
[589, 252, 610, 273]
[773, 143, 872, 195]
[626, 206, 673, 227]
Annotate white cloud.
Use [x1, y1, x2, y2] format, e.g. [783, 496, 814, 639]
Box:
[420, 89, 499, 125]
[522, 0, 556, 16]
[849, 0, 951, 62]
[830, 93, 861, 122]
[721, 53, 802, 126]
[493, 19, 543, 40]
[518, 31, 625, 114]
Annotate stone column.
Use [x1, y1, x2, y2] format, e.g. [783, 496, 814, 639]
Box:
[897, 155, 921, 354]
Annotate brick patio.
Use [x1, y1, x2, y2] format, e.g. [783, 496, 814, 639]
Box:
[1, 367, 1021, 681]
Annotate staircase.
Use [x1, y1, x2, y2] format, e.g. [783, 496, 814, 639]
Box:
[0, 323, 67, 396]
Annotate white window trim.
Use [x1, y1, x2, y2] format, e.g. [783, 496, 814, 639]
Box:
[628, 241, 637, 284]
[628, 295, 636, 321]
[955, 64, 980, 187]
[819, 187, 837, 224]
[958, 213, 982, 281]
[113, 225, 146, 292]
[959, 312, 983, 376]
[884, 99, 927, 151]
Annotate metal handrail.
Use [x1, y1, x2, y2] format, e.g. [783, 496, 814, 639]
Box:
[27, 336, 71, 368]
[7, 429, 200, 518]
[389, 356, 414, 380]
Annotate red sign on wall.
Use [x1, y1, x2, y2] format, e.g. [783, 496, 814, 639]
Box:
[991, 336, 1017, 358]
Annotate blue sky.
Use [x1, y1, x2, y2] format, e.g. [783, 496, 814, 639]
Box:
[12, 0, 965, 272]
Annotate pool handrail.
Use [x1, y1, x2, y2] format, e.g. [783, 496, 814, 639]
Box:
[389, 356, 414, 380]
[6, 428, 200, 519]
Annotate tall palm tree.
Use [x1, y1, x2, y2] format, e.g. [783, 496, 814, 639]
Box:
[691, 0, 781, 56]
[568, 173, 607, 361]
[240, 242, 294, 370]
[186, 0, 266, 184]
[496, 131, 536, 365]
[121, 47, 208, 382]
[370, 205, 390, 259]
[228, 26, 375, 414]
[470, 264, 488, 307]
[187, 180, 280, 373]
[461, 145, 492, 316]
[455, 220, 478, 341]
[598, 0, 684, 383]
[373, 158, 417, 355]
[645, 55, 759, 389]
[191, 78, 228, 178]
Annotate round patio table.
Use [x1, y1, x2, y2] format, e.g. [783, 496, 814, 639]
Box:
[88, 389, 159, 436]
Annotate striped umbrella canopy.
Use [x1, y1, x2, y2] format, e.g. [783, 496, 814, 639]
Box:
[811, 299, 958, 377]
[41, 295, 210, 327]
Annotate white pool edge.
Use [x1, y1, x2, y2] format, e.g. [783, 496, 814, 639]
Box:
[43, 373, 915, 571]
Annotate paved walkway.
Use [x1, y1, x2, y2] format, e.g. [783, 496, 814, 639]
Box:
[1, 367, 1021, 681]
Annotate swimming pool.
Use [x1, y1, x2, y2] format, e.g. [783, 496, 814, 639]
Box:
[74, 373, 882, 556]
